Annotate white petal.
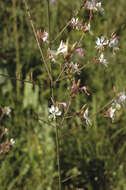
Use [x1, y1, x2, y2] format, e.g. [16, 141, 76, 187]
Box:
[49, 114, 54, 119]
[96, 37, 100, 45]
[51, 105, 55, 112]
[56, 111, 62, 116]
[55, 106, 59, 113]
[49, 107, 52, 113]
[101, 36, 104, 42]
[83, 108, 88, 118]
[10, 138, 15, 145]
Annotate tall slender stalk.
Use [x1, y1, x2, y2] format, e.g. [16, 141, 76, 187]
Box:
[55, 123, 62, 190]
[47, 0, 51, 42]
[23, 0, 52, 82]
[46, 0, 54, 100]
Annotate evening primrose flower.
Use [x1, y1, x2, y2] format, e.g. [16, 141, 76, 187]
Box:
[83, 108, 92, 126]
[111, 92, 126, 109]
[71, 18, 80, 30]
[105, 107, 116, 121]
[56, 40, 68, 55]
[85, 0, 104, 12]
[2, 106, 11, 116]
[109, 107, 116, 121]
[85, 0, 97, 10]
[109, 36, 119, 48]
[49, 105, 62, 119]
[111, 102, 121, 110]
[96, 36, 109, 50]
[96, 2, 104, 12]
[82, 23, 91, 32]
[37, 30, 48, 43]
[99, 53, 108, 67]
[115, 92, 126, 107]
[42, 31, 48, 42]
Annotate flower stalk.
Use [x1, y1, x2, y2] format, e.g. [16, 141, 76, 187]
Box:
[55, 123, 62, 190]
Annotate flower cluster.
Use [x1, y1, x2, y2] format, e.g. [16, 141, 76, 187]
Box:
[85, 0, 104, 12]
[0, 106, 15, 156]
[0, 138, 15, 155]
[43, 1, 123, 128]
[71, 17, 91, 32]
[105, 92, 126, 121]
[95, 34, 119, 67]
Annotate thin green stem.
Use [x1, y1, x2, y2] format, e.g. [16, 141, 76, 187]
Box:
[46, 0, 54, 100]
[55, 123, 62, 190]
[23, 0, 52, 82]
[47, 0, 51, 42]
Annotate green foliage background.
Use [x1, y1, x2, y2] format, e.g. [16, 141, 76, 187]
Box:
[0, 0, 126, 189]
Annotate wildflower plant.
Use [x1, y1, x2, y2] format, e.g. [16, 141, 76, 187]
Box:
[0, 106, 15, 157]
[21, 0, 126, 188]
[0, 0, 126, 189]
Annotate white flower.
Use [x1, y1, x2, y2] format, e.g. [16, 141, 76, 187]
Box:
[3, 106, 11, 116]
[85, 0, 104, 12]
[85, 0, 97, 10]
[42, 31, 48, 42]
[71, 18, 79, 25]
[99, 53, 108, 67]
[56, 41, 68, 55]
[95, 36, 109, 49]
[109, 107, 116, 121]
[10, 138, 15, 145]
[49, 105, 62, 119]
[82, 23, 91, 32]
[4, 128, 8, 135]
[83, 108, 92, 126]
[116, 92, 126, 107]
[109, 36, 119, 48]
[96, 2, 104, 12]
[85, 23, 91, 31]
[112, 102, 121, 110]
[71, 18, 80, 29]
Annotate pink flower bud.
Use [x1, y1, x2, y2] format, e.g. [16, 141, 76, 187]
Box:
[58, 102, 67, 110]
[72, 83, 78, 97]
[80, 86, 90, 96]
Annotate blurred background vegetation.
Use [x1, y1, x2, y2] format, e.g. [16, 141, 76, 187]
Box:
[0, 0, 126, 189]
